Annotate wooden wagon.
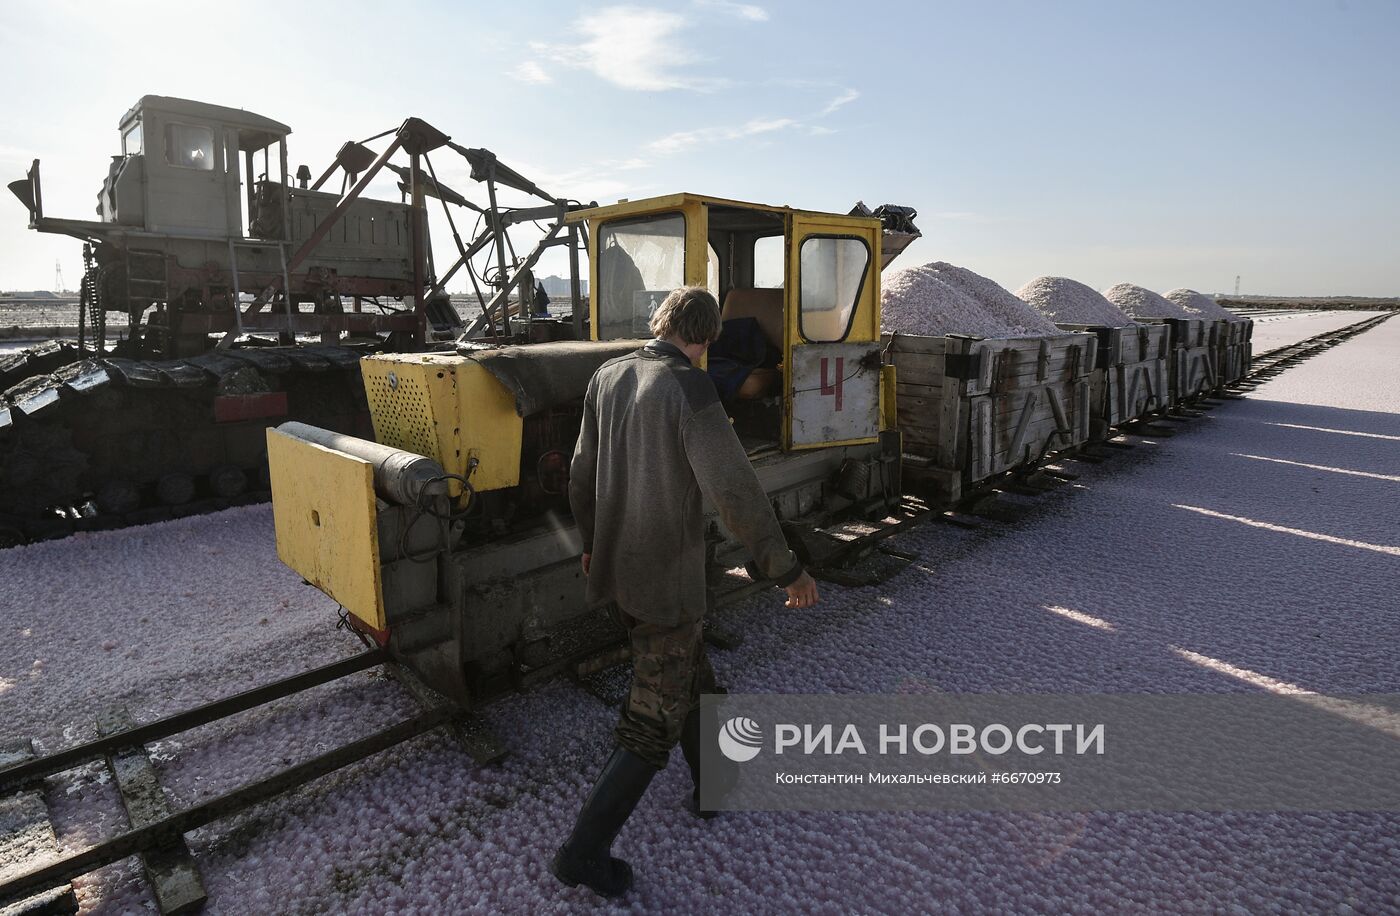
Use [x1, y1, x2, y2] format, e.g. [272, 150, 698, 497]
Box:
[1135, 318, 1218, 403]
[887, 331, 1096, 505]
[1217, 319, 1253, 384]
[1055, 323, 1171, 439]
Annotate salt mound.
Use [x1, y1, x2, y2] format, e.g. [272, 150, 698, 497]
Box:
[1164, 288, 1242, 322]
[1102, 283, 1195, 320]
[881, 262, 1061, 339]
[923, 262, 1060, 337]
[1016, 276, 1138, 327]
[882, 265, 1014, 337]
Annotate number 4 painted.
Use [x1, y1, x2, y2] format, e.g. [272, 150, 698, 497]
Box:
[820, 357, 845, 411]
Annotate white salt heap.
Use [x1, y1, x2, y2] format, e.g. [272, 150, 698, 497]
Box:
[1016, 276, 1139, 327]
[925, 262, 1060, 337]
[1164, 288, 1243, 322]
[882, 262, 1059, 338]
[1102, 282, 1196, 320]
[882, 266, 1002, 337]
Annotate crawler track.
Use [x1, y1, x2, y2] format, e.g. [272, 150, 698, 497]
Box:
[0, 344, 372, 547]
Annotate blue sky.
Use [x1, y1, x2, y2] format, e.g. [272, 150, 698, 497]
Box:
[1, 0, 1396, 296]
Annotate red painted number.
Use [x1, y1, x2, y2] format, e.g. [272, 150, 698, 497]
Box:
[820, 357, 845, 411]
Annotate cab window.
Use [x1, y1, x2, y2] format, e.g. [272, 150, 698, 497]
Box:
[596, 213, 685, 339]
[798, 236, 869, 342]
[752, 235, 784, 288]
[164, 122, 215, 171]
[122, 120, 143, 156]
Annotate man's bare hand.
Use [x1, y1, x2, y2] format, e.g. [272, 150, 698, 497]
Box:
[784, 571, 818, 609]
[581, 553, 591, 576]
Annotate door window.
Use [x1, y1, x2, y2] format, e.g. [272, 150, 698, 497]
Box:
[798, 236, 869, 342]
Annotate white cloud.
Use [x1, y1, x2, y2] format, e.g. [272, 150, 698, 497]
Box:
[820, 88, 859, 116]
[647, 117, 798, 155]
[532, 6, 727, 92]
[695, 0, 769, 21]
[510, 61, 552, 85]
[518, 156, 657, 204]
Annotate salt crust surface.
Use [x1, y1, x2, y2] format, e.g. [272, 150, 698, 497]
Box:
[882, 262, 1059, 338]
[1016, 276, 1138, 328]
[1250, 310, 1391, 353]
[1102, 282, 1197, 320]
[3, 318, 1398, 912]
[1163, 288, 1243, 322]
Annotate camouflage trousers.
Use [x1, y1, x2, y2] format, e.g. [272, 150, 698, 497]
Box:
[613, 608, 716, 769]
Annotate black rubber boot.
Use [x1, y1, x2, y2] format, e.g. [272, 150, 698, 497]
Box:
[681, 706, 725, 820]
[550, 746, 659, 897]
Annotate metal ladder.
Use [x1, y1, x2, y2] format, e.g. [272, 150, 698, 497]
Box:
[124, 249, 169, 353]
[225, 238, 295, 343]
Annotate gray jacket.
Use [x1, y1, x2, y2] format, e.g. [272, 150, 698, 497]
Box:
[570, 340, 802, 625]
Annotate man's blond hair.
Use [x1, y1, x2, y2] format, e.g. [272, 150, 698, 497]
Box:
[649, 286, 722, 345]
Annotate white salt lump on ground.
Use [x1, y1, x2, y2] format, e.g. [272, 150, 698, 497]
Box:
[1164, 288, 1243, 322]
[882, 262, 1058, 339]
[1102, 282, 1196, 320]
[1016, 276, 1139, 327]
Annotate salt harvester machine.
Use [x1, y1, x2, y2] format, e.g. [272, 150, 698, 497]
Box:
[1, 95, 591, 541]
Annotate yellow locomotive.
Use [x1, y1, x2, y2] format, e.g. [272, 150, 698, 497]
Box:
[267, 193, 917, 708]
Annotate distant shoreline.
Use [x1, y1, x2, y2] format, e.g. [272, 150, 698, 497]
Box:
[1216, 295, 1400, 310]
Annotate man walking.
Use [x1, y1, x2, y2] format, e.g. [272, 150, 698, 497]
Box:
[553, 286, 819, 897]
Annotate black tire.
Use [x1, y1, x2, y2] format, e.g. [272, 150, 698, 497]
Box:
[209, 464, 248, 499]
[97, 480, 142, 516]
[156, 473, 196, 506]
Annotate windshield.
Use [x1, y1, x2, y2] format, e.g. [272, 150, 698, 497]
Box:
[595, 213, 686, 339]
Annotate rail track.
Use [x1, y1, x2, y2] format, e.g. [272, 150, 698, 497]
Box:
[1237, 311, 1391, 382]
[0, 311, 1391, 912]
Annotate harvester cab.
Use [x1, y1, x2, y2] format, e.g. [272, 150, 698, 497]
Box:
[101, 96, 290, 237]
[265, 192, 919, 713]
[11, 95, 294, 240]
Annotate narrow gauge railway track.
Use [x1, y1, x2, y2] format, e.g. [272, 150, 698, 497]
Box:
[0, 312, 1391, 912]
[1238, 311, 1391, 383]
[0, 649, 502, 913]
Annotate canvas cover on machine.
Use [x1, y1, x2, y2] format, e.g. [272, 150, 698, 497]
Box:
[463, 340, 647, 417]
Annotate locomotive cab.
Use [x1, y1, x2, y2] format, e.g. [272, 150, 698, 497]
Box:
[573, 193, 894, 453]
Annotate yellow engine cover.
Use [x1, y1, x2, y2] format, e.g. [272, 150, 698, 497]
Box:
[360, 353, 523, 497]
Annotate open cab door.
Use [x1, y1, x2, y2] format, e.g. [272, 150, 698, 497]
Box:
[573, 193, 890, 454]
[784, 213, 883, 450]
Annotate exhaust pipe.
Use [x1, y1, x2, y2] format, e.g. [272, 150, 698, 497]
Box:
[275, 421, 449, 507]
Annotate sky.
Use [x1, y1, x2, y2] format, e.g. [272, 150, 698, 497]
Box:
[0, 0, 1396, 297]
